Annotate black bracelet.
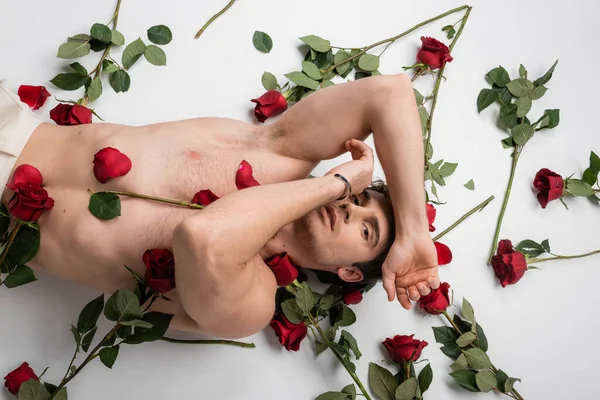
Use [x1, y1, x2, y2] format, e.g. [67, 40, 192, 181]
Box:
[333, 173, 352, 201]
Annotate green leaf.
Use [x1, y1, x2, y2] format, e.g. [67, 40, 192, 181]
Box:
[314, 392, 349, 400]
[501, 137, 515, 149]
[109, 70, 131, 93]
[541, 239, 551, 253]
[583, 167, 597, 186]
[453, 315, 488, 351]
[505, 377, 521, 393]
[334, 50, 352, 75]
[284, 71, 319, 90]
[69, 62, 88, 76]
[464, 179, 475, 190]
[515, 240, 546, 257]
[450, 353, 468, 371]
[119, 319, 154, 329]
[4, 265, 37, 288]
[500, 103, 518, 129]
[281, 299, 304, 323]
[511, 123, 534, 146]
[532, 85, 547, 100]
[122, 38, 146, 70]
[464, 348, 493, 370]
[319, 294, 335, 310]
[506, 78, 534, 97]
[144, 45, 167, 66]
[394, 377, 417, 400]
[90, 23, 112, 43]
[8, 224, 40, 265]
[104, 289, 142, 322]
[358, 54, 379, 71]
[123, 312, 173, 344]
[590, 151, 600, 175]
[88, 192, 121, 220]
[329, 342, 349, 357]
[68, 34, 91, 42]
[252, 31, 273, 53]
[341, 330, 362, 359]
[477, 89, 498, 113]
[80, 326, 97, 352]
[99, 345, 120, 369]
[496, 369, 509, 392]
[417, 364, 433, 394]
[533, 60, 558, 87]
[456, 331, 477, 347]
[515, 97, 532, 118]
[441, 25, 456, 39]
[518, 64, 527, 79]
[413, 89, 424, 105]
[440, 343, 462, 359]
[89, 39, 109, 52]
[102, 60, 119, 74]
[449, 370, 480, 392]
[261, 72, 278, 90]
[368, 363, 398, 400]
[52, 388, 67, 400]
[299, 35, 331, 52]
[438, 162, 458, 177]
[476, 370, 497, 393]
[111, 29, 125, 46]
[335, 306, 356, 327]
[296, 285, 315, 315]
[70, 325, 81, 349]
[302, 61, 322, 80]
[536, 109, 560, 130]
[486, 66, 510, 87]
[462, 298, 475, 324]
[57, 41, 91, 59]
[315, 339, 328, 355]
[342, 384, 356, 400]
[566, 179, 595, 197]
[0, 203, 9, 236]
[86, 77, 102, 103]
[17, 379, 51, 400]
[77, 294, 104, 334]
[418, 106, 429, 136]
[50, 73, 88, 91]
[147, 25, 173, 45]
[432, 326, 459, 345]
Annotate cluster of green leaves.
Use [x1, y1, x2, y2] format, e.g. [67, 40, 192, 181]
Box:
[51, 23, 172, 103]
[16, 380, 67, 400]
[0, 206, 39, 289]
[561, 151, 600, 205]
[260, 34, 382, 102]
[367, 361, 432, 400]
[432, 299, 520, 395]
[477, 61, 560, 148]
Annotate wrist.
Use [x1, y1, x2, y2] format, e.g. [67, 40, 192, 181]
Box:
[322, 175, 348, 202]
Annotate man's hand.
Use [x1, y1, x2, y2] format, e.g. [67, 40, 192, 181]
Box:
[325, 139, 374, 195]
[381, 233, 440, 310]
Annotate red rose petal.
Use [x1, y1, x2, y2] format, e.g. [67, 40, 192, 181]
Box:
[251, 90, 288, 123]
[93, 147, 132, 183]
[235, 160, 260, 190]
[7, 164, 43, 188]
[426, 203, 436, 232]
[18, 85, 51, 110]
[343, 289, 363, 305]
[192, 189, 220, 206]
[434, 241, 453, 265]
[497, 239, 514, 256]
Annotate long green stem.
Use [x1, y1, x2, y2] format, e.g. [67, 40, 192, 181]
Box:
[160, 336, 255, 348]
[488, 147, 521, 263]
[0, 222, 23, 281]
[529, 249, 600, 264]
[195, 0, 237, 39]
[90, 190, 204, 209]
[432, 195, 494, 242]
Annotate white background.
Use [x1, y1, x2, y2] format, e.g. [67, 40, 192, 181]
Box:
[1, 0, 599, 399]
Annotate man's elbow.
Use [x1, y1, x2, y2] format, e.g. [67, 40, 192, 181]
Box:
[199, 303, 276, 340]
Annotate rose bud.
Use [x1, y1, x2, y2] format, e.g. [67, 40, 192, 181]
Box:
[4, 362, 39, 395]
[143, 248, 176, 293]
[18, 85, 51, 110]
[191, 189, 220, 206]
[426, 203, 436, 232]
[236, 160, 260, 190]
[269, 314, 308, 351]
[418, 282, 451, 315]
[491, 239, 527, 287]
[250, 90, 288, 123]
[533, 168, 564, 209]
[342, 288, 363, 305]
[382, 334, 428, 363]
[49, 103, 92, 126]
[265, 253, 299, 287]
[416, 37, 453, 70]
[434, 242, 452, 266]
[6, 182, 54, 222]
[8, 164, 43, 187]
[92, 147, 132, 184]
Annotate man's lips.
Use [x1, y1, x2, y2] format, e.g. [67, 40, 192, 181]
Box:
[323, 205, 336, 230]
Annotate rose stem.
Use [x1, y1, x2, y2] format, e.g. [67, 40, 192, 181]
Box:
[195, 0, 237, 39]
[160, 337, 255, 348]
[432, 195, 495, 242]
[90, 190, 204, 210]
[528, 249, 600, 264]
[405, 363, 411, 379]
[0, 222, 23, 279]
[488, 147, 521, 263]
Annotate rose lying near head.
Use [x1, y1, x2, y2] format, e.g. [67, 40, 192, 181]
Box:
[269, 314, 308, 351]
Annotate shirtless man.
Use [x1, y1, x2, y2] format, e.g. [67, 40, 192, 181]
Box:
[0, 73, 440, 339]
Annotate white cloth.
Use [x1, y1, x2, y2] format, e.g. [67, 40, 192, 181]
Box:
[0, 80, 43, 190]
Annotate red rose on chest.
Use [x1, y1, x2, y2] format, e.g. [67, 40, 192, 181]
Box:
[49, 103, 92, 126]
[264, 253, 300, 287]
[143, 248, 176, 293]
[92, 147, 132, 184]
[6, 182, 54, 222]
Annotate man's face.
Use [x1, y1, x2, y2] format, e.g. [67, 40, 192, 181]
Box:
[292, 189, 392, 273]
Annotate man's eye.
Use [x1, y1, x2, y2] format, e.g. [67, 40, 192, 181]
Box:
[352, 195, 360, 205]
[362, 225, 369, 240]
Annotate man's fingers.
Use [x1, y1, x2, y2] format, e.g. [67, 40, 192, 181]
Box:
[397, 288, 412, 310]
[408, 286, 420, 301]
[382, 271, 396, 302]
[427, 276, 441, 290]
[417, 282, 431, 296]
[396, 268, 438, 289]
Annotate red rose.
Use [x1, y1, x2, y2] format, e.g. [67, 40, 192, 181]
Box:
[192, 189, 220, 206]
[8, 164, 43, 187]
[434, 242, 452, 266]
[4, 362, 39, 395]
[6, 182, 54, 222]
[18, 85, 51, 110]
[49, 103, 92, 126]
[533, 168, 564, 209]
[426, 203, 436, 232]
[416, 37, 453, 70]
[264, 253, 299, 286]
[269, 314, 308, 351]
[491, 239, 527, 287]
[93, 147, 132, 184]
[236, 160, 260, 190]
[342, 289, 363, 305]
[250, 90, 288, 123]
[382, 334, 428, 363]
[418, 281, 451, 314]
[143, 249, 176, 293]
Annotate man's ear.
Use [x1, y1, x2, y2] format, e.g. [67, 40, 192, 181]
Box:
[337, 266, 364, 283]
